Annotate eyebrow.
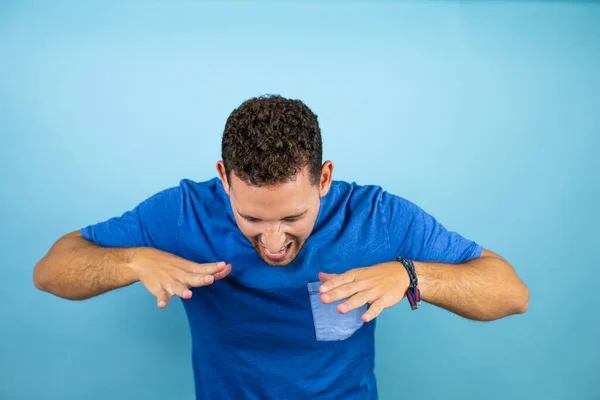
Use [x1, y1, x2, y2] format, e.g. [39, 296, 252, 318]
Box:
[237, 209, 309, 221]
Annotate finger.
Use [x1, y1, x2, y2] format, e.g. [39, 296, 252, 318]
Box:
[318, 272, 337, 283]
[362, 298, 386, 322]
[183, 263, 232, 287]
[319, 271, 356, 293]
[191, 261, 227, 275]
[321, 281, 362, 304]
[213, 263, 232, 280]
[156, 289, 170, 308]
[181, 264, 232, 288]
[338, 289, 378, 314]
[184, 273, 215, 287]
[170, 280, 192, 299]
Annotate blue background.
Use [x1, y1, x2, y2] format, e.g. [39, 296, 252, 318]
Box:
[1, 1, 599, 399]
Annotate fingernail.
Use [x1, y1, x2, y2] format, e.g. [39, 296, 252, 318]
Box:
[217, 262, 225, 267]
[339, 304, 347, 312]
[322, 294, 330, 303]
[320, 285, 328, 293]
[204, 275, 214, 284]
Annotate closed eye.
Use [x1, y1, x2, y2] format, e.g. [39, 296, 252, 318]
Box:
[237, 209, 308, 223]
[282, 210, 308, 222]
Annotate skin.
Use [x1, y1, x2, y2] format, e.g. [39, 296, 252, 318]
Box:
[218, 161, 529, 322]
[216, 160, 334, 267]
[34, 159, 529, 320]
[33, 233, 233, 308]
[317, 249, 529, 322]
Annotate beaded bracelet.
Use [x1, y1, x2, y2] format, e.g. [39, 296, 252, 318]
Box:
[396, 256, 421, 310]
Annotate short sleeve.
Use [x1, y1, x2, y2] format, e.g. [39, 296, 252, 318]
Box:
[382, 191, 483, 263]
[79, 185, 182, 253]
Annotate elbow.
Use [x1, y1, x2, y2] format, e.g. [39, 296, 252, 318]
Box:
[33, 260, 57, 295]
[519, 290, 529, 314]
[33, 263, 49, 292]
[513, 283, 529, 315]
[33, 260, 91, 301]
[469, 283, 529, 322]
[517, 301, 529, 314]
[482, 283, 529, 321]
[33, 276, 44, 291]
[33, 267, 81, 300]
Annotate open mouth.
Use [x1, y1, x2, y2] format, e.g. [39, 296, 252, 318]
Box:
[261, 242, 292, 261]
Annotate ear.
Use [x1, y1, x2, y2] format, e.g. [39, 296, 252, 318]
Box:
[216, 161, 231, 195]
[319, 161, 334, 198]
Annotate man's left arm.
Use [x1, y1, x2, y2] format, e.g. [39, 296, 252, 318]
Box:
[318, 249, 528, 323]
[413, 248, 528, 321]
[318, 191, 529, 322]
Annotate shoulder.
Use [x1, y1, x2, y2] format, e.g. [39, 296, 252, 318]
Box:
[328, 180, 385, 201]
[328, 180, 399, 209]
[322, 181, 389, 222]
[326, 180, 421, 222]
[143, 177, 225, 208]
[177, 177, 232, 219]
[178, 177, 226, 201]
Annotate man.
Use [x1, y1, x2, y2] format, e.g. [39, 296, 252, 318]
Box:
[33, 95, 529, 399]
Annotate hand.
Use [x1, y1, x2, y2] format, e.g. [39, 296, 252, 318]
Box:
[130, 247, 232, 308]
[318, 262, 410, 322]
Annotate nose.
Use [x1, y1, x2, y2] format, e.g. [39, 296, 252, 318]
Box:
[261, 226, 287, 253]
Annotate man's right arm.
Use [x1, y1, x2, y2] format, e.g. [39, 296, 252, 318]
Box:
[33, 230, 231, 307]
[33, 230, 140, 300]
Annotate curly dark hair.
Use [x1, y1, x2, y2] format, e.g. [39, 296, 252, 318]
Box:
[221, 95, 323, 187]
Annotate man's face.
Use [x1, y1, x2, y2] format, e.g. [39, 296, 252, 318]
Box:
[218, 163, 333, 266]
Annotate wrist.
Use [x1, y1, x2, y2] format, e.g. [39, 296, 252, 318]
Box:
[411, 261, 427, 295]
[123, 247, 144, 283]
[396, 256, 421, 310]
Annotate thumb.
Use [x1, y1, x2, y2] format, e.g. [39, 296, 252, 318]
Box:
[318, 272, 337, 283]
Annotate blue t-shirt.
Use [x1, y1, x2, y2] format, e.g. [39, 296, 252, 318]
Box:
[80, 178, 483, 399]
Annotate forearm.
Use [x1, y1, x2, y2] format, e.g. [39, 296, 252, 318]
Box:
[414, 253, 529, 321]
[33, 233, 139, 300]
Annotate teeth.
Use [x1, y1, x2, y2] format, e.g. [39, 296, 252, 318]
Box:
[265, 244, 289, 256]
